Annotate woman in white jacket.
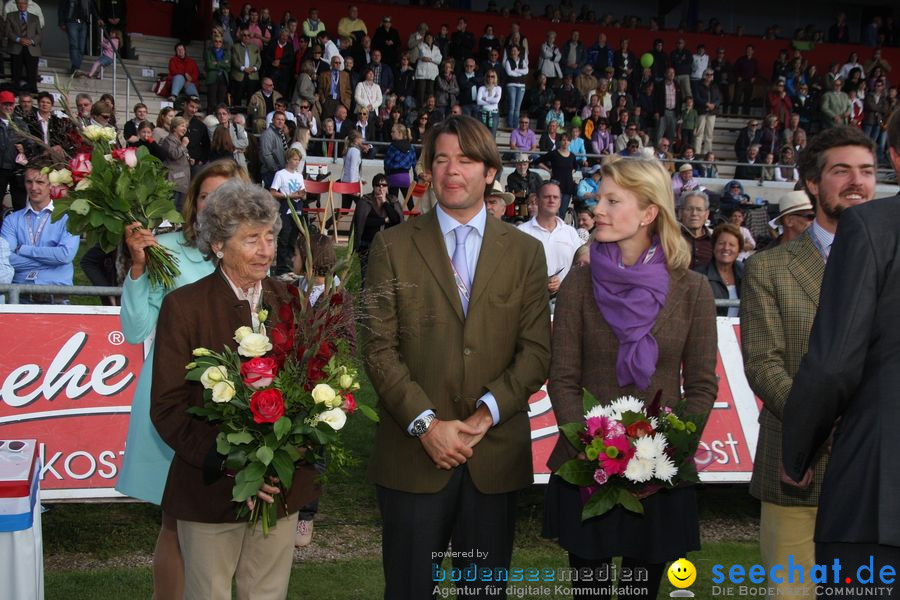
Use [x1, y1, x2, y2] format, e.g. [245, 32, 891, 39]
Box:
[477, 69, 502, 136]
[354, 68, 384, 115]
[415, 32, 442, 109]
[538, 31, 563, 86]
[504, 46, 529, 130]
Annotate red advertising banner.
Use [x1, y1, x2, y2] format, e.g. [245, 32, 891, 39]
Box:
[0, 310, 761, 501]
[0, 306, 143, 501]
[529, 318, 762, 484]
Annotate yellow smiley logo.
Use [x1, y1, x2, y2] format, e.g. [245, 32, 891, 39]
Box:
[667, 558, 697, 589]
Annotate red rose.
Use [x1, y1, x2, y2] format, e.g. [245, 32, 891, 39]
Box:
[240, 357, 278, 389]
[317, 341, 334, 360]
[249, 388, 285, 424]
[343, 392, 357, 414]
[306, 356, 328, 389]
[278, 302, 294, 324]
[330, 290, 345, 307]
[625, 420, 655, 439]
[270, 321, 294, 355]
[50, 185, 69, 200]
[68, 153, 92, 183]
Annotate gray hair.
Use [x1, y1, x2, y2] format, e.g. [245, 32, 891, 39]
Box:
[196, 181, 282, 260]
[681, 190, 710, 210]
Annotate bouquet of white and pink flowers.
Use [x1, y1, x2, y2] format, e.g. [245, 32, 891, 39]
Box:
[555, 391, 705, 520]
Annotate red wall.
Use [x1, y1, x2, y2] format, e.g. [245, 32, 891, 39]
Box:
[130, 0, 900, 84]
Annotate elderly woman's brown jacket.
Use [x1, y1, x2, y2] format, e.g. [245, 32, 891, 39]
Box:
[546, 264, 719, 471]
[151, 270, 319, 522]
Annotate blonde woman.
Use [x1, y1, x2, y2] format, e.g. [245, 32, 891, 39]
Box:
[476, 69, 502, 136]
[544, 155, 718, 599]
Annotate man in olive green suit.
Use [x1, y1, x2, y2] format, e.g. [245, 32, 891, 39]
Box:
[363, 115, 551, 600]
[741, 125, 877, 597]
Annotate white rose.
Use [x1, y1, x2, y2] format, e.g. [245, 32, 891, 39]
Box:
[311, 383, 339, 408]
[233, 326, 254, 344]
[317, 407, 347, 431]
[49, 169, 73, 186]
[237, 332, 272, 357]
[74, 178, 92, 191]
[339, 374, 355, 390]
[211, 381, 236, 403]
[200, 365, 229, 389]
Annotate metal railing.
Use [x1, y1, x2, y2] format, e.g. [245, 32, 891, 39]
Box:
[0, 284, 122, 304]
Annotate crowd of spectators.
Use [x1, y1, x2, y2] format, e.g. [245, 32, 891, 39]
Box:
[1, 2, 899, 301]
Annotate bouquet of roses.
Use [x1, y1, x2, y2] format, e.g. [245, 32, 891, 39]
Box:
[184, 240, 376, 535]
[555, 390, 705, 520]
[49, 127, 182, 288]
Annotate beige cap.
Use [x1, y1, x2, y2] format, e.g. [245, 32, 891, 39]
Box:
[678, 163, 694, 173]
[488, 180, 515, 205]
[515, 152, 530, 163]
[775, 190, 814, 222]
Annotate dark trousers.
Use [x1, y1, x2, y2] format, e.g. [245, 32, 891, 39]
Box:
[0, 169, 27, 218]
[206, 76, 228, 113]
[377, 466, 518, 600]
[567, 554, 665, 600]
[734, 80, 754, 115]
[11, 48, 38, 92]
[816, 542, 900, 598]
[274, 199, 307, 276]
[229, 77, 258, 107]
[80, 243, 118, 306]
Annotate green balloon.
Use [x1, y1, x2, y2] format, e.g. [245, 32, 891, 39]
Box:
[640, 53, 654, 68]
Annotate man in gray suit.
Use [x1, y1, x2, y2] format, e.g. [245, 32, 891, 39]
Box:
[783, 111, 900, 592]
[258, 110, 287, 189]
[5, 0, 41, 92]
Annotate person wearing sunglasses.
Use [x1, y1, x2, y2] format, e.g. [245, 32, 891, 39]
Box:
[352, 173, 402, 285]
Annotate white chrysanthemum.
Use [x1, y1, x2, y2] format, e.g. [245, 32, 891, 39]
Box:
[623, 457, 655, 483]
[584, 405, 611, 420]
[607, 396, 645, 420]
[654, 455, 678, 483]
[649, 416, 659, 429]
[634, 435, 663, 460]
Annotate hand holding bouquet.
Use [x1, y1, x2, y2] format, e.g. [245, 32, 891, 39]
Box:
[555, 390, 705, 520]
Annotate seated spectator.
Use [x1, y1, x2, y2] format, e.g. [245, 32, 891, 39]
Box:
[699, 152, 718, 178]
[545, 98, 565, 129]
[619, 138, 643, 157]
[509, 114, 538, 154]
[720, 179, 750, 213]
[672, 163, 697, 202]
[679, 190, 713, 269]
[733, 118, 761, 162]
[774, 145, 799, 182]
[517, 180, 582, 296]
[266, 98, 296, 127]
[590, 117, 613, 155]
[734, 144, 764, 180]
[484, 179, 514, 220]
[574, 206, 594, 243]
[506, 153, 543, 204]
[729, 208, 757, 261]
[309, 118, 339, 158]
[421, 94, 444, 125]
[614, 123, 643, 153]
[769, 190, 814, 247]
[127, 120, 166, 161]
[574, 64, 597, 102]
[0, 162, 80, 301]
[28, 92, 75, 159]
[568, 124, 586, 167]
[758, 114, 781, 156]
[694, 223, 743, 317]
[337, 4, 367, 45]
[575, 163, 601, 209]
[166, 42, 200, 101]
[410, 111, 430, 145]
[539, 120, 559, 152]
[555, 74, 582, 122]
[249, 77, 284, 134]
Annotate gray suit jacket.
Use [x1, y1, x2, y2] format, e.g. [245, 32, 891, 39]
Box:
[784, 196, 900, 546]
[258, 126, 285, 174]
[5, 11, 41, 56]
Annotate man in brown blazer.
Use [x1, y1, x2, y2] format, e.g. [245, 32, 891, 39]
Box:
[363, 115, 551, 599]
[317, 54, 351, 120]
[5, 0, 42, 93]
[741, 125, 877, 597]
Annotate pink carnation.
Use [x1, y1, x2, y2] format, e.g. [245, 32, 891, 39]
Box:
[593, 468, 609, 486]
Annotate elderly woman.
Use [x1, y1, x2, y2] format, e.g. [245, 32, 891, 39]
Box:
[160, 116, 192, 210]
[695, 222, 743, 317]
[545, 156, 717, 598]
[117, 161, 249, 600]
[352, 173, 403, 285]
[151, 181, 319, 598]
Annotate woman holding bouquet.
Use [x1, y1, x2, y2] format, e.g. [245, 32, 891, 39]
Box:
[150, 181, 319, 599]
[544, 156, 718, 599]
[116, 160, 249, 600]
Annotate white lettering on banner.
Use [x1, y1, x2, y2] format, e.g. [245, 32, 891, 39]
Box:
[40, 443, 125, 481]
[696, 433, 742, 465]
[1, 332, 134, 408]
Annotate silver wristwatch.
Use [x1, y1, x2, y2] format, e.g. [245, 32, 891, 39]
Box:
[412, 414, 436, 437]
